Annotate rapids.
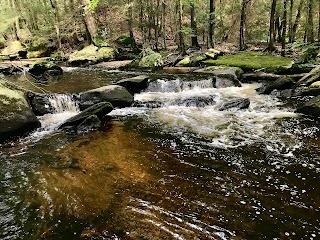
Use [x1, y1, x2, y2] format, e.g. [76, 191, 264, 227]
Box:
[0, 70, 319, 240]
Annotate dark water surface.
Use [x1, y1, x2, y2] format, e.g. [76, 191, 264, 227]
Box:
[0, 69, 320, 240]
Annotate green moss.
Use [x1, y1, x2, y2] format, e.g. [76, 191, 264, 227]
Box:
[176, 57, 191, 67]
[130, 48, 163, 69]
[204, 52, 293, 73]
[69, 45, 115, 64]
[1, 41, 24, 55]
[116, 35, 135, 47]
[94, 36, 111, 47]
[30, 60, 55, 70]
[27, 50, 45, 59]
[97, 47, 115, 61]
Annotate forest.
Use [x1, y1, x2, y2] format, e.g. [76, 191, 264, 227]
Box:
[0, 0, 319, 55]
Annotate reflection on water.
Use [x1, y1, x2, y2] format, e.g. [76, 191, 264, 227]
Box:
[0, 71, 320, 239]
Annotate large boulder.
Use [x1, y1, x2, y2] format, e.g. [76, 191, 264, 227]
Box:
[68, 45, 116, 66]
[58, 102, 113, 133]
[297, 96, 320, 118]
[115, 75, 149, 93]
[296, 66, 320, 87]
[79, 85, 133, 110]
[29, 60, 63, 77]
[129, 48, 163, 69]
[0, 63, 21, 75]
[0, 82, 41, 142]
[258, 76, 295, 94]
[218, 98, 250, 111]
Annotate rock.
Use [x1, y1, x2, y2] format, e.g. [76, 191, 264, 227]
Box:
[205, 48, 222, 60]
[194, 66, 244, 80]
[296, 66, 320, 86]
[310, 81, 320, 88]
[115, 75, 149, 93]
[1, 41, 25, 55]
[0, 63, 20, 75]
[79, 85, 133, 110]
[58, 102, 113, 131]
[68, 45, 116, 66]
[242, 72, 305, 82]
[258, 76, 295, 94]
[162, 67, 197, 74]
[76, 115, 101, 134]
[29, 93, 55, 115]
[218, 98, 250, 111]
[115, 35, 136, 48]
[293, 87, 320, 97]
[176, 52, 206, 67]
[297, 96, 320, 118]
[0, 81, 41, 142]
[178, 95, 216, 107]
[129, 48, 163, 69]
[29, 60, 63, 77]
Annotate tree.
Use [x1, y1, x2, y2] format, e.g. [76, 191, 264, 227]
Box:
[306, 0, 314, 43]
[267, 0, 277, 51]
[240, 0, 250, 50]
[291, 0, 303, 42]
[82, 0, 98, 44]
[209, 0, 215, 48]
[190, 0, 200, 48]
[281, 0, 288, 56]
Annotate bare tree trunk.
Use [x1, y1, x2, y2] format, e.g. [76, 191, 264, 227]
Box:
[318, 0, 320, 41]
[138, 0, 146, 45]
[190, 0, 200, 48]
[292, 0, 303, 42]
[306, 0, 314, 43]
[50, 0, 62, 49]
[268, 0, 277, 51]
[281, 0, 288, 56]
[209, 0, 215, 48]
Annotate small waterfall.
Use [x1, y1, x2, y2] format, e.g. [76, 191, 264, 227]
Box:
[48, 94, 79, 113]
[147, 79, 214, 93]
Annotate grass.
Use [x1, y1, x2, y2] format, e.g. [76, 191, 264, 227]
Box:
[204, 52, 293, 73]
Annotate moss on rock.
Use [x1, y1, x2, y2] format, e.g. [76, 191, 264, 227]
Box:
[204, 52, 293, 73]
[68, 45, 115, 66]
[1, 41, 25, 55]
[130, 48, 163, 69]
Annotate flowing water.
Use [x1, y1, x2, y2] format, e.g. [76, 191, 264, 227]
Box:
[0, 70, 320, 240]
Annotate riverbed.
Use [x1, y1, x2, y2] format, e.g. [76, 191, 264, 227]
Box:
[0, 69, 319, 239]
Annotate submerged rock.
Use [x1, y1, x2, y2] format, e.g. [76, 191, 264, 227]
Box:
[0, 82, 41, 142]
[79, 85, 133, 110]
[218, 98, 250, 111]
[0, 63, 20, 75]
[297, 96, 320, 118]
[115, 75, 149, 93]
[58, 102, 113, 132]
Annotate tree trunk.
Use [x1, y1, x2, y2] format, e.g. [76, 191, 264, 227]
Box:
[288, 0, 294, 42]
[138, 0, 146, 45]
[240, 0, 249, 50]
[318, 0, 320, 41]
[281, 0, 288, 56]
[190, 0, 200, 48]
[50, 0, 62, 49]
[306, 0, 314, 43]
[209, 0, 215, 48]
[292, 0, 303, 42]
[268, 0, 277, 51]
[162, 1, 167, 49]
[81, 0, 97, 44]
[177, 0, 186, 54]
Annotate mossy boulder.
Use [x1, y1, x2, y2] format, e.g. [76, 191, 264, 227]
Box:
[116, 35, 136, 48]
[79, 85, 134, 110]
[296, 66, 320, 86]
[297, 96, 320, 118]
[1, 41, 25, 55]
[29, 60, 63, 77]
[0, 81, 41, 142]
[27, 50, 47, 59]
[204, 52, 293, 73]
[68, 45, 116, 66]
[129, 48, 163, 69]
[176, 52, 206, 67]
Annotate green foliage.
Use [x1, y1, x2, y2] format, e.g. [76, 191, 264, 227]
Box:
[131, 48, 163, 69]
[204, 52, 293, 73]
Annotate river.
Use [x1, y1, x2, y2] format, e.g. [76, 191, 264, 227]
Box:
[0, 68, 319, 239]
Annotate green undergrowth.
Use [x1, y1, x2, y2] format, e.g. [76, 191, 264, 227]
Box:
[204, 52, 293, 73]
